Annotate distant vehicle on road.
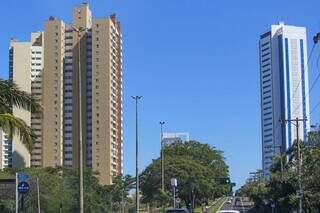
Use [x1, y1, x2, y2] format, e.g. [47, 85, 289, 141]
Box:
[216, 211, 240, 213]
[165, 208, 190, 213]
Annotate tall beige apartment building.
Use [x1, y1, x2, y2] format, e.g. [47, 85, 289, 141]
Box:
[7, 33, 44, 168]
[6, 3, 123, 185]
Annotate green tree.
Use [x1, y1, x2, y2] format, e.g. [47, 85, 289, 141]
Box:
[0, 167, 134, 212]
[140, 140, 230, 209]
[105, 175, 135, 211]
[237, 180, 268, 212]
[240, 127, 320, 212]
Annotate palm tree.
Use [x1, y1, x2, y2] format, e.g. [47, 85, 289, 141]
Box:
[0, 79, 41, 152]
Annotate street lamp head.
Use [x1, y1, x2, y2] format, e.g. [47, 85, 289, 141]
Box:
[313, 32, 320, 44]
[159, 121, 165, 125]
[131, 96, 142, 100]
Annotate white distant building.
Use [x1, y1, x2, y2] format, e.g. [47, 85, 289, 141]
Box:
[259, 22, 310, 178]
[162, 132, 190, 146]
[0, 130, 12, 169]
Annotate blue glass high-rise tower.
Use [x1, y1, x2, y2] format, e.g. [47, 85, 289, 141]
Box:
[259, 22, 310, 178]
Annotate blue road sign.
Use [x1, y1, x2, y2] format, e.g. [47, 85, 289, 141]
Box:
[18, 181, 30, 194]
[17, 173, 30, 181]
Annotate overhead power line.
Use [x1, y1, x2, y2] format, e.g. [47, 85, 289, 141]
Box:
[291, 33, 320, 118]
[290, 43, 316, 102]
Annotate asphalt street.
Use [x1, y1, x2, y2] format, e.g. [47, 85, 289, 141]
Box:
[219, 197, 254, 213]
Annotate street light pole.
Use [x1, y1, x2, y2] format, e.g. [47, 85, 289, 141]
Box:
[132, 96, 142, 213]
[159, 121, 165, 192]
[73, 26, 85, 213]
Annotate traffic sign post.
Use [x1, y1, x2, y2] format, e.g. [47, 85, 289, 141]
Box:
[16, 173, 31, 213]
[271, 203, 276, 213]
[17, 173, 31, 181]
[18, 181, 30, 194]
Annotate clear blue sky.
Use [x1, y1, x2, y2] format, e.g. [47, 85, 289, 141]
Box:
[1, 0, 320, 189]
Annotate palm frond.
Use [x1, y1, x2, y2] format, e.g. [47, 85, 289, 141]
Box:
[0, 79, 41, 113]
[0, 113, 35, 152]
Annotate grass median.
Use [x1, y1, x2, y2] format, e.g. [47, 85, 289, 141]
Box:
[209, 197, 228, 213]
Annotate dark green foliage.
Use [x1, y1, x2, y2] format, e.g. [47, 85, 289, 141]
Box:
[140, 140, 230, 209]
[0, 167, 134, 212]
[238, 128, 320, 212]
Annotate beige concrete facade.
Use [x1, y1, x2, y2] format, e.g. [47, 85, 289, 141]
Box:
[91, 16, 123, 184]
[7, 33, 44, 168]
[10, 41, 32, 167]
[30, 32, 44, 167]
[7, 3, 123, 185]
[42, 18, 65, 167]
[71, 24, 89, 168]
[73, 3, 92, 29]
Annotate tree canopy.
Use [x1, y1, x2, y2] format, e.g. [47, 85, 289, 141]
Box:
[0, 167, 135, 213]
[238, 127, 320, 212]
[140, 140, 230, 209]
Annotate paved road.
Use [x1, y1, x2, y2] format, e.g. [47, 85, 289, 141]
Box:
[219, 197, 254, 213]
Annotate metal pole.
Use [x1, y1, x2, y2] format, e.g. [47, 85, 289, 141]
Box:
[135, 97, 139, 213]
[160, 121, 165, 192]
[173, 186, 176, 208]
[37, 178, 40, 213]
[16, 173, 18, 213]
[121, 190, 124, 213]
[132, 96, 142, 213]
[21, 194, 24, 213]
[295, 118, 302, 213]
[280, 153, 283, 181]
[285, 117, 305, 213]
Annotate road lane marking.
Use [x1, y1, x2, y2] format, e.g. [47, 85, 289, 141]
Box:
[216, 197, 227, 212]
[240, 197, 245, 212]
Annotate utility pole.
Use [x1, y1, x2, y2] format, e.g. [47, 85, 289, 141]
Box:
[132, 96, 142, 213]
[159, 121, 165, 192]
[285, 117, 306, 213]
[37, 178, 40, 213]
[73, 26, 86, 213]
